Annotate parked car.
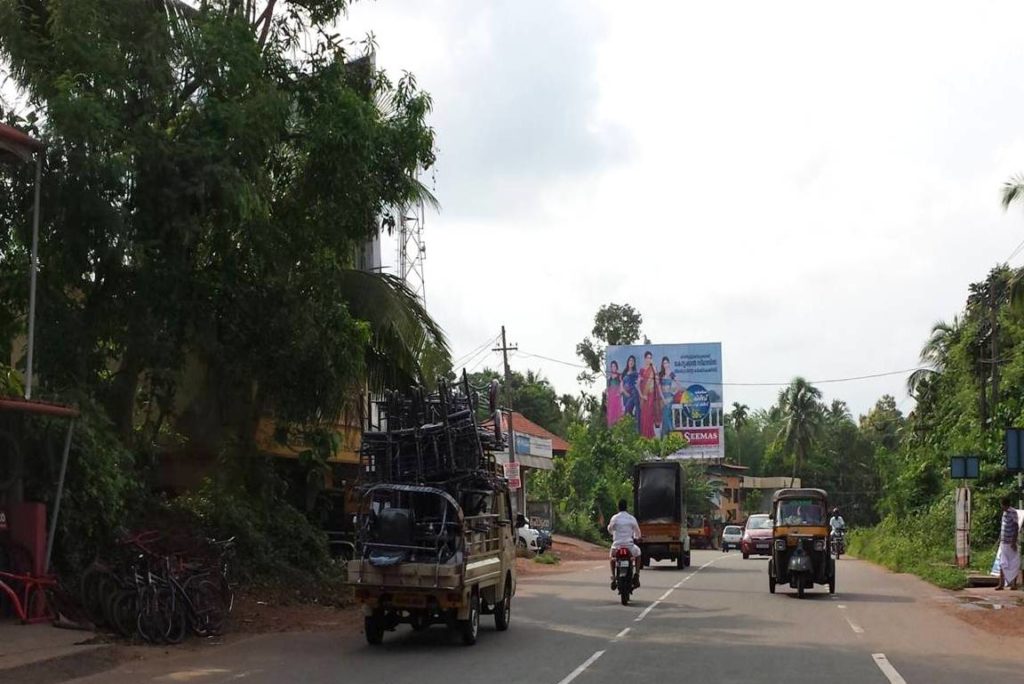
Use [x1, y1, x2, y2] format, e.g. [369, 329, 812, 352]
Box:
[516, 515, 552, 554]
[721, 525, 743, 552]
[741, 513, 773, 559]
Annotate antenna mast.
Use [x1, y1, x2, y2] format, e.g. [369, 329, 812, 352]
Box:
[397, 196, 427, 306]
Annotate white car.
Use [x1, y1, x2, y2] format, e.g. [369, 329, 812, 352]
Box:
[515, 517, 552, 554]
[721, 525, 743, 552]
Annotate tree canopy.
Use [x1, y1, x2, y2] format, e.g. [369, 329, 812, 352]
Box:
[0, 0, 445, 450]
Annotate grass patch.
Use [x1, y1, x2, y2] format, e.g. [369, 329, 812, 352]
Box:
[847, 506, 997, 591]
[533, 552, 560, 565]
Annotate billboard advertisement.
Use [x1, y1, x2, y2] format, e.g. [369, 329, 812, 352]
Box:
[605, 342, 724, 459]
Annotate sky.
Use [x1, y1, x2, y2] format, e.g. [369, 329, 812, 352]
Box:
[343, 0, 1024, 417]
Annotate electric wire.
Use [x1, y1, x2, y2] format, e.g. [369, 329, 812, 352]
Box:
[514, 349, 928, 388]
[451, 332, 500, 369]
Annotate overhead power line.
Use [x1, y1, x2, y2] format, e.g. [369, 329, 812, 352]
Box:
[451, 332, 500, 369]
[514, 349, 927, 388]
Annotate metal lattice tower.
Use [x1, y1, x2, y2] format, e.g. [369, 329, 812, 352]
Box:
[397, 198, 427, 306]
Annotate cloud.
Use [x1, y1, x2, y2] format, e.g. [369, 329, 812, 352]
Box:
[346, 1, 628, 220]
[346, 1, 1024, 417]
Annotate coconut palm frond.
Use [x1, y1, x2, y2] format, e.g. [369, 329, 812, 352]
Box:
[1002, 174, 1024, 211]
[336, 270, 449, 392]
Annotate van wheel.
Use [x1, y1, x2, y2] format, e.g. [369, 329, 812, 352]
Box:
[494, 580, 511, 631]
[365, 614, 385, 645]
[460, 592, 480, 645]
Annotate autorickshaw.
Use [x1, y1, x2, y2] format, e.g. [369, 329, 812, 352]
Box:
[767, 488, 835, 598]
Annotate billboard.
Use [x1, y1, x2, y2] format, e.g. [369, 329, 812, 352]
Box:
[605, 342, 724, 459]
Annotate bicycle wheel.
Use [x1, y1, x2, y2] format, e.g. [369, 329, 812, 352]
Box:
[137, 589, 173, 644]
[185, 578, 228, 636]
[163, 597, 189, 645]
[108, 590, 140, 639]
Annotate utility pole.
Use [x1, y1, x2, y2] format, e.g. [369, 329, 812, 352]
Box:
[494, 326, 517, 412]
[493, 326, 521, 510]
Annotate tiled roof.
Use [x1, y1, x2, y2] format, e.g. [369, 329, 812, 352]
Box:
[483, 411, 570, 453]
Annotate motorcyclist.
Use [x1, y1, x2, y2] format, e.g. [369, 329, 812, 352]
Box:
[829, 508, 846, 534]
[608, 498, 641, 589]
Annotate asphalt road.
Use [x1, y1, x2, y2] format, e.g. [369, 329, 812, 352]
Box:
[67, 551, 1024, 684]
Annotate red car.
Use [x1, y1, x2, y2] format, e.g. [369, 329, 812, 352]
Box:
[741, 513, 773, 559]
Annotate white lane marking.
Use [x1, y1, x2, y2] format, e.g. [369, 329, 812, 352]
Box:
[872, 654, 907, 684]
[557, 650, 606, 684]
[836, 605, 864, 634]
[615, 627, 631, 639]
[635, 600, 661, 622]
[634, 556, 722, 623]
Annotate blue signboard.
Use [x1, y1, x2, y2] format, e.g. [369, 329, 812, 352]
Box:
[950, 455, 980, 480]
[1006, 429, 1024, 473]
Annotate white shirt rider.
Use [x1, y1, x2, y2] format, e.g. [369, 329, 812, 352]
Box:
[608, 509, 642, 557]
[829, 514, 846, 533]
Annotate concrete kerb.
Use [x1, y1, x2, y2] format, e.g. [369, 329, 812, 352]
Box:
[0, 623, 117, 684]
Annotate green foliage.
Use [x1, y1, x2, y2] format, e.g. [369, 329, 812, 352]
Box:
[0, 0, 444, 447]
[846, 496, 991, 591]
[20, 398, 143, 574]
[0, 362, 22, 397]
[576, 302, 643, 383]
[555, 510, 605, 545]
[170, 474, 332, 585]
[533, 551, 560, 565]
[532, 419, 695, 539]
[0, 0, 445, 588]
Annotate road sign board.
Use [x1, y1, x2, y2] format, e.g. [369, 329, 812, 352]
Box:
[1006, 429, 1024, 473]
[950, 455, 979, 479]
[503, 461, 521, 490]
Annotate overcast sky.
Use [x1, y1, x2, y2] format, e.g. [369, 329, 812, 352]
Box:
[344, 0, 1024, 417]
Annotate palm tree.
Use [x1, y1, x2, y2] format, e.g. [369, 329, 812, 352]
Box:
[778, 377, 823, 487]
[731, 402, 750, 430]
[826, 399, 851, 425]
[906, 318, 959, 398]
[1000, 176, 1024, 310]
[730, 402, 750, 467]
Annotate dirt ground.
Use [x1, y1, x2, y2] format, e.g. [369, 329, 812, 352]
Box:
[937, 587, 1024, 639]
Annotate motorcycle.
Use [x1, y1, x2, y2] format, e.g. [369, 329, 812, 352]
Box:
[831, 529, 846, 559]
[612, 546, 638, 605]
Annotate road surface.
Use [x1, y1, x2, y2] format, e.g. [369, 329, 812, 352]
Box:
[67, 551, 1024, 684]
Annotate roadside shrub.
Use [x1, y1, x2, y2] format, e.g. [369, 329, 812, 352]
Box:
[20, 397, 144, 574]
[170, 477, 332, 585]
[534, 552, 559, 565]
[557, 510, 605, 546]
[846, 491, 997, 591]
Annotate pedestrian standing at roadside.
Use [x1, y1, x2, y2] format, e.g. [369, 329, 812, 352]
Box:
[996, 497, 1020, 591]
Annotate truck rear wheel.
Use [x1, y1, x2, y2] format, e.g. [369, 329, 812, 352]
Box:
[459, 592, 480, 645]
[494, 580, 511, 631]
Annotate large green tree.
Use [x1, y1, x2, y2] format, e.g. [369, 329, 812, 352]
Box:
[575, 302, 643, 384]
[0, 1, 445, 450]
